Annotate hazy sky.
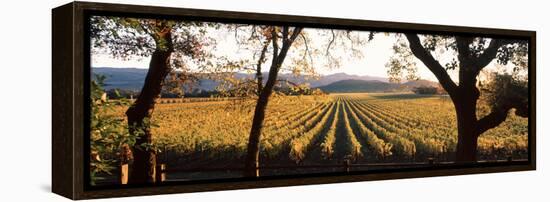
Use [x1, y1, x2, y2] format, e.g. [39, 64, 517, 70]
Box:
[91, 25, 522, 83]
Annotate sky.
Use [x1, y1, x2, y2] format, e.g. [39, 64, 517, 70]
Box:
[91, 22, 525, 83]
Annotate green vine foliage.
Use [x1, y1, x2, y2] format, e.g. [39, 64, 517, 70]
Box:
[90, 75, 137, 185]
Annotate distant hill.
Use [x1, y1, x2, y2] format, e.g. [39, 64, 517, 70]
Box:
[92, 67, 220, 91]
[304, 72, 388, 86]
[318, 79, 401, 93]
[317, 79, 439, 93]
[91, 67, 437, 93]
[403, 79, 440, 88]
[93, 67, 147, 91]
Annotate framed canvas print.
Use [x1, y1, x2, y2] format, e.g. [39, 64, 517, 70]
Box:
[52, 1, 536, 200]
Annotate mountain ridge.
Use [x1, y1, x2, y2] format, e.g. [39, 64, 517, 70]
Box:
[92, 67, 438, 93]
[317, 79, 439, 93]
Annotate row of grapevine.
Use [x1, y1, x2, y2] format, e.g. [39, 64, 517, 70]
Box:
[362, 101, 452, 130]
[345, 100, 416, 157]
[289, 102, 337, 162]
[320, 99, 341, 159]
[352, 100, 452, 155]
[359, 98, 458, 141]
[363, 101, 456, 140]
[339, 99, 364, 161]
[343, 99, 393, 158]
[260, 102, 332, 157]
[350, 94, 527, 158]
[262, 102, 332, 158]
[266, 102, 331, 138]
[263, 102, 326, 130]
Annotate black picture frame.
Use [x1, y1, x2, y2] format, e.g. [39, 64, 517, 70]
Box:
[52, 1, 536, 200]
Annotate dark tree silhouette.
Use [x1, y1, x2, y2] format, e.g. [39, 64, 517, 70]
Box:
[389, 34, 528, 162]
[243, 26, 304, 177]
[90, 17, 210, 183]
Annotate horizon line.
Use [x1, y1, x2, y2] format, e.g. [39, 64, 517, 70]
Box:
[91, 66, 439, 82]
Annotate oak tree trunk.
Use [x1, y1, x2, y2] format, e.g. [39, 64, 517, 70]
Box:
[452, 65, 481, 163]
[244, 55, 281, 178]
[243, 90, 271, 177]
[243, 27, 302, 177]
[126, 47, 172, 184]
[453, 97, 480, 162]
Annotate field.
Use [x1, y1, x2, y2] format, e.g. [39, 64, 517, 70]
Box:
[104, 93, 528, 179]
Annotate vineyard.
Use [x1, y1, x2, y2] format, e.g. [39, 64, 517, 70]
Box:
[82, 15, 532, 187]
[103, 92, 528, 175]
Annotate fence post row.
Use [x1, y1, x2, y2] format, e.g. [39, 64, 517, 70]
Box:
[117, 157, 522, 184]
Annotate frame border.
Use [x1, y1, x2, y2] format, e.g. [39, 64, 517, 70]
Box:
[52, 1, 536, 200]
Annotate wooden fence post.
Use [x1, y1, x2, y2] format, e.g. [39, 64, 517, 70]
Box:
[343, 159, 351, 173]
[253, 162, 260, 177]
[120, 163, 128, 185]
[155, 164, 166, 183]
[119, 144, 132, 185]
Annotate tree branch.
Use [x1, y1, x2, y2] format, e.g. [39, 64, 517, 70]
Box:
[275, 27, 302, 67]
[476, 107, 511, 136]
[261, 26, 302, 96]
[455, 36, 474, 60]
[475, 39, 503, 70]
[326, 29, 336, 56]
[256, 40, 270, 92]
[289, 27, 303, 42]
[282, 26, 289, 42]
[271, 27, 279, 63]
[258, 26, 281, 96]
[249, 25, 258, 40]
[300, 33, 314, 65]
[405, 34, 458, 95]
